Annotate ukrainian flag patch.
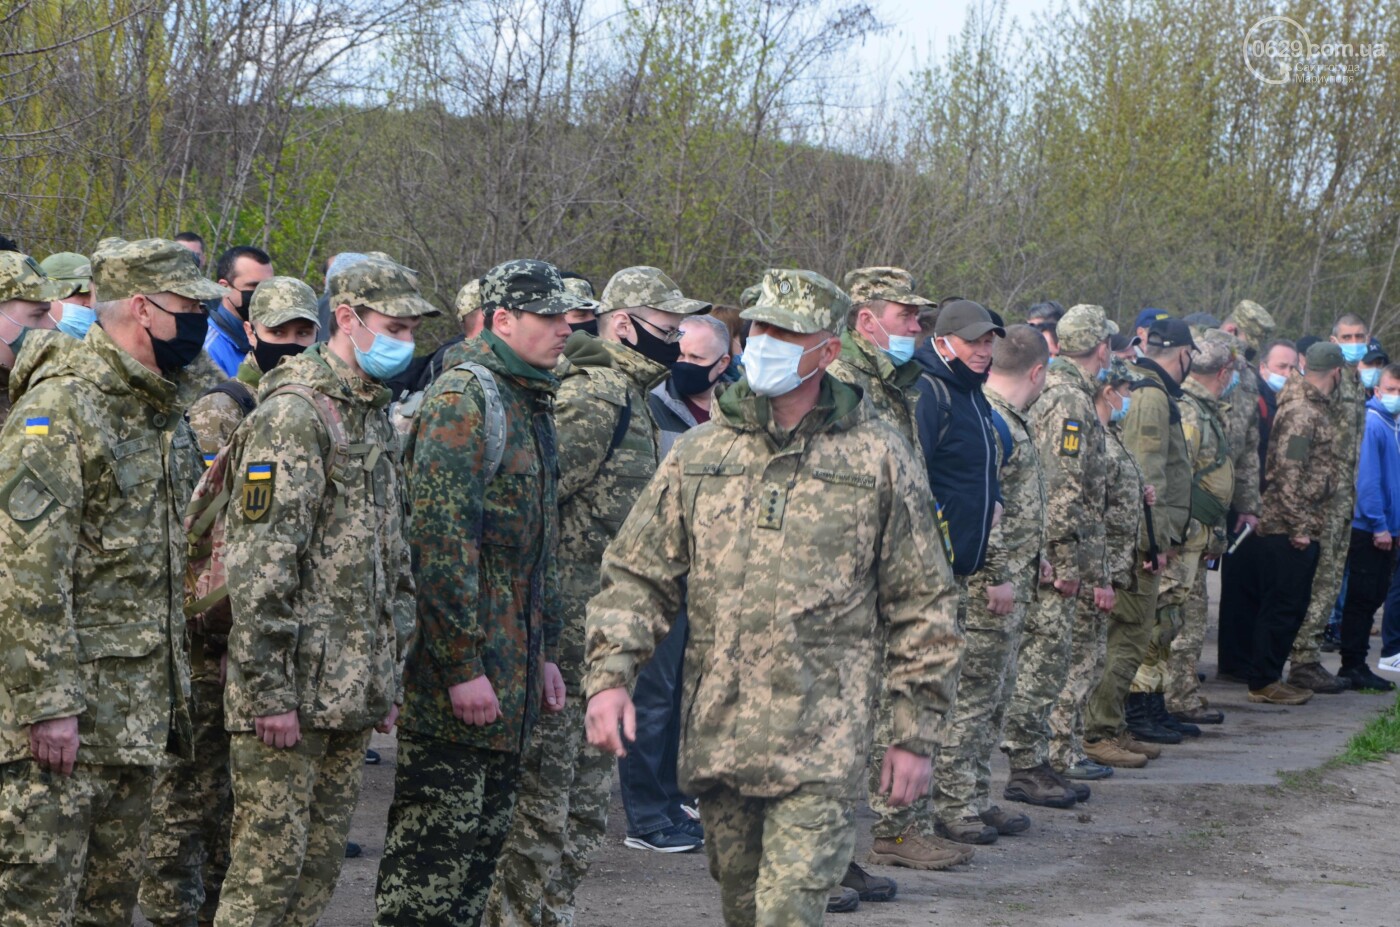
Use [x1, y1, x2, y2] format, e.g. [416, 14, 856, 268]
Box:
[203, 454, 217, 468]
[24, 417, 50, 436]
[246, 463, 273, 481]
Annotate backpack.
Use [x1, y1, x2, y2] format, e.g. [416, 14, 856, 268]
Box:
[182, 384, 349, 633]
[203, 379, 257, 418]
[1188, 409, 1232, 529]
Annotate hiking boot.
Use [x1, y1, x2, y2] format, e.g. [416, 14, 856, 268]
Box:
[826, 886, 860, 914]
[935, 815, 999, 845]
[1118, 732, 1162, 759]
[1287, 661, 1348, 694]
[1148, 693, 1200, 737]
[867, 826, 972, 870]
[1124, 693, 1183, 744]
[1062, 758, 1114, 780]
[979, 805, 1032, 835]
[1172, 705, 1225, 725]
[1336, 664, 1396, 692]
[841, 862, 896, 902]
[1084, 736, 1148, 768]
[1003, 762, 1077, 808]
[1247, 681, 1313, 705]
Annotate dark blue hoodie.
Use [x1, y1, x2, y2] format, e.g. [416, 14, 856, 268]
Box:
[913, 341, 1002, 576]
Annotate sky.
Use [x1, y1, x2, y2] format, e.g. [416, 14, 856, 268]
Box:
[860, 0, 1057, 69]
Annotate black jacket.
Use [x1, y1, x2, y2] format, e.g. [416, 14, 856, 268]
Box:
[913, 342, 1002, 576]
[1255, 368, 1281, 492]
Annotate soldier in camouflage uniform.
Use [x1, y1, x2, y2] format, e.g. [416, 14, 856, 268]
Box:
[1085, 317, 1195, 758]
[1287, 314, 1370, 694]
[1005, 306, 1121, 787]
[485, 266, 709, 927]
[1134, 332, 1237, 730]
[931, 325, 1050, 844]
[376, 260, 584, 927]
[584, 268, 962, 927]
[0, 237, 221, 926]
[215, 257, 429, 927]
[139, 275, 320, 927]
[39, 251, 94, 309]
[0, 252, 66, 426]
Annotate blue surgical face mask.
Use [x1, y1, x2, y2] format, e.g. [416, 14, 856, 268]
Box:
[1264, 371, 1287, 393]
[1096, 365, 1109, 383]
[1360, 367, 1381, 389]
[1111, 394, 1130, 422]
[53, 302, 96, 340]
[1382, 394, 1400, 415]
[1340, 342, 1367, 364]
[872, 317, 916, 366]
[350, 309, 414, 381]
[744, 333, 829, 397]
[1222, 370, 1240, 398]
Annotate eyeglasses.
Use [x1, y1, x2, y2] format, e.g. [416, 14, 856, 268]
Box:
[146, 294, 207, 316]
[635, 315, 682, 343]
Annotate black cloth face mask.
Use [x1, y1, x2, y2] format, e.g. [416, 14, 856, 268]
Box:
[147, 297, 209, 375]
[253, 338, 307, 372]
[670, 358, 722, 397]
[569, 320, 599, 337]
[630, 317, 682, 366]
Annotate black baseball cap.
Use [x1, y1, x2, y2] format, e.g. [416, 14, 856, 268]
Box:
[1145, 318, 1197, 350]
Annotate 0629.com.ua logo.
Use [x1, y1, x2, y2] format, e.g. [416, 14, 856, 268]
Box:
[1243, 15, 1387, 85]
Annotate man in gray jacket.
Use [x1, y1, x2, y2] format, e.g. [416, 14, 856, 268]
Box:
[647, 314, 731, 455]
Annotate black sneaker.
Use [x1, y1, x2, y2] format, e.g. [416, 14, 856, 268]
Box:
[345, 841, 362, 859]
[826, 886, 860, 914]
[840, 861, 896, 902]
[365, 749, 381, 765]
[624, 825, 702, 853]
[1337, 664, 1396, 692]
[674, 817, 704, 841]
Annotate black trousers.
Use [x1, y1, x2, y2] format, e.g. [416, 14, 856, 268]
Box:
[1218, 531, 1264, 677]
[1339, 528, 1398, 669]
[1248, 535, 1321, 690]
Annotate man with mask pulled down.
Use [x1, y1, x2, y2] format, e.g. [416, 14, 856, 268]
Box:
[585, 268, 961, 926]
[0, 237, 223, 925]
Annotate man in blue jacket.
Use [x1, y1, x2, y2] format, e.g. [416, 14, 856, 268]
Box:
[203, 245, 274, 375]
[1336, 363, 1400, 691]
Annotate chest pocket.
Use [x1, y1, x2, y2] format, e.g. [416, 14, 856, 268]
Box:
[683, 461, 745, 532]
[102, 437, 165, 550]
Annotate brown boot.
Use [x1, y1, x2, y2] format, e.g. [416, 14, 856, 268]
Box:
[1084, 736, 1149, 768]
[867, 826, 973, 869]
[934, 815, 999, 845]
[1287, 661, 1347, 694]
[1118, 731, 1162, 759]
[1003, 762, 1077, 808]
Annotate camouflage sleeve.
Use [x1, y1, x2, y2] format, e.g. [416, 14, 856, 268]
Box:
[0, 386, 87, 726]
[1030, 393, 1093, 585]
[1179, 397, 1205, 470]
[391, 455, 416, 702]
[582, 453, 689, 696]
[543, 523, 563, 662]
[408, 378, 493, 687]
[224, 394, 329, 717]
[1231, 402, 1262, 515]
[554, 375, 624, 503]
[1263, 403, 1329, 539]
[876, 438, 962, 756]
[186, 391, 246, 460]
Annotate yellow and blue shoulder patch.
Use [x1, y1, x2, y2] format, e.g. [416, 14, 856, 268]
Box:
[24, 417, 50, 436]
[203, 454, 218, 468]
[247, 463, 274, 481]
[241, 462, 275, 521]
[1060, 418, 1082, 457]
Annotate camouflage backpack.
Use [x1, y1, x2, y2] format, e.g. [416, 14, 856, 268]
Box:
[182, 384, 349, 633]
[397, 361, 508, 482]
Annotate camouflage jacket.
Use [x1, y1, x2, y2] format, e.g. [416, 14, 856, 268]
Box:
[222, 344, 414, 733]
[1330, 367, 1367, 516]
[1180, 377, 1234, 543]
[400, 330, 562, 753]
[0, 327, 201, 766]
[1223, 364, 1262, 516]
[584, 376, 962, 800]
[553, 334, 663, 693]
[828, 330, 921, 451]
[1122, 358, 1193, 546]
[1260, 376, 1340, 539]
[186, 357, 262, 461]
[977, 386, 1046, 600]
[1026, 360, 1109, 589]
[1105, 424, 1146, 587]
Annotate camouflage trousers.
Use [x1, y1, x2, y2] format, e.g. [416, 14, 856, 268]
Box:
[867, 578, 967, 838]
[215, 728, 369, 927]
[139, 650, 232, 926]
[931, 575, 1029, 823]
[1002, 587, 1086, 772]
[375, 735, 520, 927]
[484, 699, 613, 927]
[1085, 563, 1161, 742]
[1165, 564, 1212, 713]
[1131, 534, 1207, 694]
[0, 759, 155, 927]
[701, 785, 855, 927]
[1293, 498, 1353, 666]
[1047, 596, 1108, 771]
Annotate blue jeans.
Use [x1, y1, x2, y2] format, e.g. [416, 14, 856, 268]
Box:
[1382, 549, 1400, 659]
[617, 610, 690, 836]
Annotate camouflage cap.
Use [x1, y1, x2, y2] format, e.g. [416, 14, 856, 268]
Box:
[1193, 328, 1240, 374]
[1305, 341, 1344, 372]
[1226, 299, 1275, 346]
[249, 276, 320, 329]
[326, 255, 440, 318]
[91, 237, 227, 303]
[480, 259, 591, 315]
[1056, 303, 1118, 354]
[561, 275, 597, 303]
[843, 266, 935, 307]
[739, 268, 850, 336]
[0, 252, 68, 304]
[455, 278, 483, 320]
[1107, 357, 1136, 385]
[39, 251, 92, 295]
[600, 266, 711, 316]
[739, 283, 762, 310]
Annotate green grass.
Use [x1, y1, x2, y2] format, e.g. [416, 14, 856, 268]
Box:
[1335, 692, 1400, 765]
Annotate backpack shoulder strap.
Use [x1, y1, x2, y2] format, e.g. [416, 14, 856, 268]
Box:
[918, 371, 953, 449]
[262, 383, 350, 479]
[455, 362, 508, 483]
[989, 408, 1014, 469]
[203, 379, 257, 417]
[608, 393, 633, 456]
